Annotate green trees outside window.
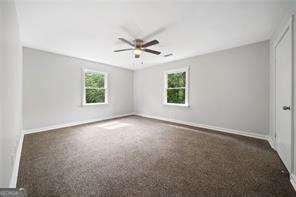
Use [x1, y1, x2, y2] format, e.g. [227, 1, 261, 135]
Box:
[84, 72, 106, 104]
[166, 71, 187, 104]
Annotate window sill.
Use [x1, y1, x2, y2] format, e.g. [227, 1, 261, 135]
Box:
[163, 103, 189, 107]
[82, 102, 108, 107]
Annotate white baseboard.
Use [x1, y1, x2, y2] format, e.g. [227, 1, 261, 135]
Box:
[23, 113, 134, 135]
[290, 174, 296, 191]
[9, 132, 24, 188]
[136, 113, 269, 141]
[267, 136, 276, 150]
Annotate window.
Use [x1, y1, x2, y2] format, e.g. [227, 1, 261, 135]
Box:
[83, 69, 108, 106]
[164, 67, 189, 106]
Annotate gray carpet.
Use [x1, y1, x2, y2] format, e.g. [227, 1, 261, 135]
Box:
[17, 116, 296, 196]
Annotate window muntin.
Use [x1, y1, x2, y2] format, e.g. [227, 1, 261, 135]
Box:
[83, 70, 107, 105]
[164, 68, 189, 106]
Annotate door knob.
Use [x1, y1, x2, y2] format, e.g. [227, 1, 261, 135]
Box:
[282, 106, 291, 110]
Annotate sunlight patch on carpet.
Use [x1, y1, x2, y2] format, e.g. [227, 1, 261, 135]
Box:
[97, 121, 131, 130]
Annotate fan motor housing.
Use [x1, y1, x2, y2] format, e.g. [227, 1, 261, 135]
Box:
[134, 39, 144, 48]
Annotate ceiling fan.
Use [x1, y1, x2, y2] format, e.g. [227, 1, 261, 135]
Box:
[114, 38, 161, 58]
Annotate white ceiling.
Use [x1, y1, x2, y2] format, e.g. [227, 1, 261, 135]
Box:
[16, 0, 295, 70]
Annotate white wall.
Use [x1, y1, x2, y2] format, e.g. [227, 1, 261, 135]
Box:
[23, 48, 134, 131]
[0, 2, 3, 187]
[134, 41, 269, 137]
[0, 1, 23, 187]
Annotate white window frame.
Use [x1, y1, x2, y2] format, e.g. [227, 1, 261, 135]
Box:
[82, 69, 108, 106]
[163, 67, 189, 107]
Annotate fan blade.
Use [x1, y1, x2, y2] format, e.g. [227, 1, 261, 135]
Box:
[118, 38, 134, 47]
[135, 54, 140, 58]
[143, 49, 161, 55]
[114, 48, 133, 52]
[142, 40, 159, 48]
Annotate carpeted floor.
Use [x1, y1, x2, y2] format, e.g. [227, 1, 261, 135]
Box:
[17, 116, 296, 197]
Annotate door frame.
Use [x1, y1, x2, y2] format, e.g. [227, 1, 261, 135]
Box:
[274, 15, 294, 173]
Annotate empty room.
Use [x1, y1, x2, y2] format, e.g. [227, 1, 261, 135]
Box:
[1, 0, 296, 196]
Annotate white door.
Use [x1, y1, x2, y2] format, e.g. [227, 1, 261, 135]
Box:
[275, 24, 293, 172]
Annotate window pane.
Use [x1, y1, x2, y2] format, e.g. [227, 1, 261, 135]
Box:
[86, 89, 105, 103]
[85, 73, 104, 88]
[167, 88, 185, 104]
[168, 72, 186, 88]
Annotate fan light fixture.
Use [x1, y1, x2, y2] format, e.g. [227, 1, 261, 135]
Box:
[114, 38, 161, 58]
[134, 48, 142, 55]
